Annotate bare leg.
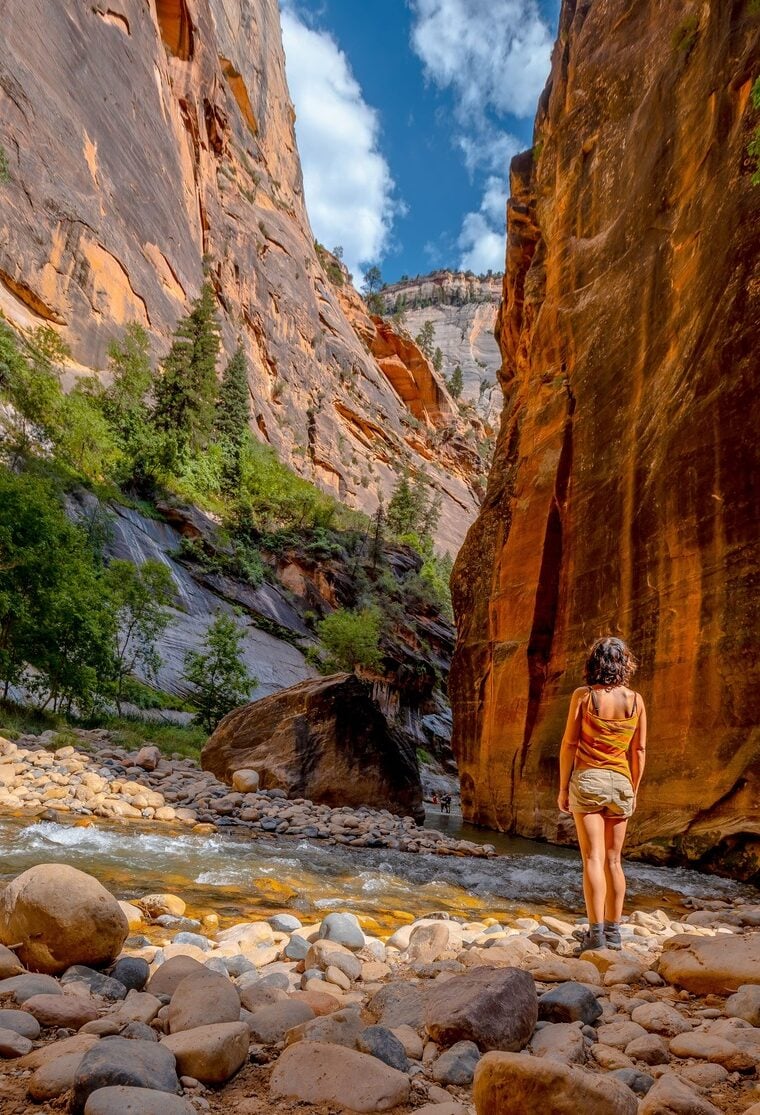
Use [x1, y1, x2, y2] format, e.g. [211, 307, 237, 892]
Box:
[603, 816, 628, 922]
[573, 811, 606, 924]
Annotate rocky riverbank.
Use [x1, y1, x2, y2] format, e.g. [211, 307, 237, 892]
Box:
[0, 732, 493, 859]
[0, 863, 759, 1114]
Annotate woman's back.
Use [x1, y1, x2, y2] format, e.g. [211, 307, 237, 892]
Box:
[576, 684, 639, 778]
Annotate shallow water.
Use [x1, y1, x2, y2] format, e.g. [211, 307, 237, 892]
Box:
[1, 814, 753, 932]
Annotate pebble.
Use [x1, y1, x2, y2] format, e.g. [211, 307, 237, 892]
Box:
[0, 1026, 33, 1058]
[72, 1037, 181, 1112]
[357, 1024, 410, 1072]
[83, 1087, 197, 1114]
[161, 1021, 250, 1084]
[432, 1038, 481, 1083]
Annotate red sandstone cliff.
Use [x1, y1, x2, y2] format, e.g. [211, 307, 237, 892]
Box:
[450, 1, 760, 879]
[0, 0, 482, 551]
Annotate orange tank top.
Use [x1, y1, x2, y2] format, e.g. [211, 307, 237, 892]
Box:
[574, 687, 638, 781]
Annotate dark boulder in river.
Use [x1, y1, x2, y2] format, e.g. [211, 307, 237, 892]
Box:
[201, 673, 424, 821]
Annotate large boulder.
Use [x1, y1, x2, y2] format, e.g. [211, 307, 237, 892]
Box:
[0, 865, 128, 975]
[658, 934, 760, 994]
[424, 966, 537, 1052]
[201, 673, 424, 820]
[473, 1051, 638, 1115]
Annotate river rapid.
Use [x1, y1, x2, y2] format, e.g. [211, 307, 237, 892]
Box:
[0, 812, 753, 932]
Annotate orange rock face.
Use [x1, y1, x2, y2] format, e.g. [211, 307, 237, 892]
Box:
[0, 0, 483, 551]
[450, 2, 760, 879]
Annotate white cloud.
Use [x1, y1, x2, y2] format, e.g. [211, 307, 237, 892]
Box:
[280, 5, 399, 280]
[410, 0, 552, 274]
[458, 174, 509, 272]
[409, 0, 554, 122]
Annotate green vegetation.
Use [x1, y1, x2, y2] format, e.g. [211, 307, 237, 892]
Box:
[0, 145, 9, 184]
[750, 77, 760, 186]
[315, 241, 346, 286]
[432, 347, 443, 373]
[447, 365, 464, 399]
[183, 612, 257, 731]
[415, 320, 435, 359]
[104, 559, 174, 713]
[361, 265, 385, 314]
[672, 14, 699, 56]
[311, 606, 383, 673]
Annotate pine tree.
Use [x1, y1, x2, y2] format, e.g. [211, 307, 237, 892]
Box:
[432, 347, 443, 373]
[153, 279, 221, 460]
[183, 612, 257, 732]
[215, 345, 250, 446]
[415, 320, 435, 359]
[447, 365, 464, 399]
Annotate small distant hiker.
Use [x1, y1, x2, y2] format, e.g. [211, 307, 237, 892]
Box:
[557, 636, 647, 954]
[440, 793, 452, 814]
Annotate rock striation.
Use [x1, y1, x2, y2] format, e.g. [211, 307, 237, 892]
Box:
[450, 2, 760, 878]
[201, 673, 425, 820]
[0, 1, 483, 551]
[380, 272, 503, 421]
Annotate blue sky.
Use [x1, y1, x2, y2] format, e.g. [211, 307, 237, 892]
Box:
[280, 0, 561, 283]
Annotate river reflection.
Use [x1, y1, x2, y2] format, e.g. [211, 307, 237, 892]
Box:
[1, 815, 753, 933]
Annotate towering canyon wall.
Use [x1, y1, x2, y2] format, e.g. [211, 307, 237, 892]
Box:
[0, 0, 483, 552]
[381, 272, 503, 422]
[451, 1, 760, 878]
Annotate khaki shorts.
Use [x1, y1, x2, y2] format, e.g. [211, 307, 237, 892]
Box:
[569, 768, 635, 818]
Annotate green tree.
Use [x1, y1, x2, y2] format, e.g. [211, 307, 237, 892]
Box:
[415, 320, 435, 359]
[386, 471, 435, 536]
[153, 279, 221, 463]
[214, 345, 250, 492]
[183, 612, 256, 731]
[432, 347, 443, 373]
[103, 558, 174, 713]
[447, 365, 464, 398]
[750, 77, 760, 186]
[315, 606, 382, 673]
[0, 469, 114, 710]
[362, 265, 383, 297]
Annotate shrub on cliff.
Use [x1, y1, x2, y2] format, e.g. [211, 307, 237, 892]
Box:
[311, 606, 383, 674]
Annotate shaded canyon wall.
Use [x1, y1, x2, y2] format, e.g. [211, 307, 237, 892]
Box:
[451, 0, 760, 878]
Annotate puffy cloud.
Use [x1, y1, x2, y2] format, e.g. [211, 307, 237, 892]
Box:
[458, 173, 511, 272]
[410, 0, 554, 122]
[280, 5, 399, 280]
[410, 0, 552, 274]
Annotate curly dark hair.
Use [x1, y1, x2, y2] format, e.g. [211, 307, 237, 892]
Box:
[584, 636, 638, 687]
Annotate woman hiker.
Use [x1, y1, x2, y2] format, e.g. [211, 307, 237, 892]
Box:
[557, 636, 647, 953]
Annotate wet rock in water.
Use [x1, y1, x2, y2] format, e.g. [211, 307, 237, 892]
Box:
[0, 864, 128, 975]
[270, 1040, 411, 1111]
[72, 1037, 181, 1113]
[472, 1051, 639, 1115]
[658, 934, 760, 994]
[726, 984, 760, 1026]
[61, 965, 128, 1000]
[23, 992, 100, 1029]
[167, 969, 240, 1033]
[424, 966, 537, 1052]
[83, 1086, 197, 1114]
[609, 1068, 655, 1096]
[160, 1020, 249, 1084]
[357, 1024, 410, 1072]
[110, 957, 150, 993]
[0, 942, 24, 978]
[0, 1026, 33, 1058]
[0, 1008, 40, 1039]
[201, 673, 425, 821]
[431, 1039, 481, 1084]
[246, 1000, 315, 1043]
[136, 894, 186, 920]
[538, 982, 603, 1025]
[637, 1072, 723, 1115]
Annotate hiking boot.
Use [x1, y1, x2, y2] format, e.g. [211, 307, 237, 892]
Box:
[604, 920, 623, 950]
[573, 923, 605, 955]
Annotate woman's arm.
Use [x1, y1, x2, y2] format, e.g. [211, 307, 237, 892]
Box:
[629, 695, 647, 793]
[557, 688, 584, 812]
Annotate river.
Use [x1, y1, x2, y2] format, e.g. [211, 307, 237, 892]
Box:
[0, 813, 753, 932]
